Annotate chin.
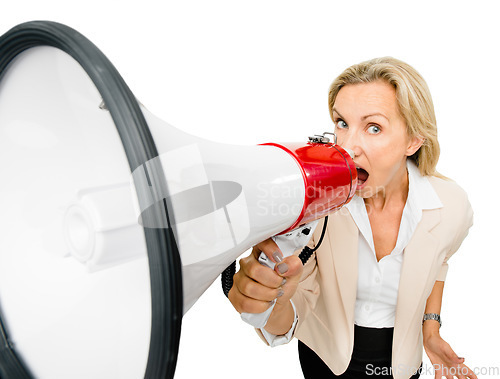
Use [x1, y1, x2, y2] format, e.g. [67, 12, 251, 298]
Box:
[356, 184, 384, 199]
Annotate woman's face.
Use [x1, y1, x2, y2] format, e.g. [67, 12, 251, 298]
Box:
[332, 81, 423, 199]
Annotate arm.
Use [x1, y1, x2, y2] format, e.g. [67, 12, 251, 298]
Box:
[230, 222, 322, 345]
[256, 245, 320, 346]
[422, 280, 444, 342]
[264, 223, 322, 337]
[423, 280, 477, 379]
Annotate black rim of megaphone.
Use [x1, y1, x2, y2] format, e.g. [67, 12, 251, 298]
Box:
[0, 21, 183, 379]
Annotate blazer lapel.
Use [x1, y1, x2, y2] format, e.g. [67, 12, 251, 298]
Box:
[327, 210, 359, 324]
[393, 208, 441, 352]
[321, 207, 441, 350]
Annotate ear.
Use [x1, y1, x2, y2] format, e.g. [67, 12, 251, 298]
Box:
[406, 135, 425, 156]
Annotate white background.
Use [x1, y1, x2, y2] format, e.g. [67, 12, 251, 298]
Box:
[2, 1, 499, 378]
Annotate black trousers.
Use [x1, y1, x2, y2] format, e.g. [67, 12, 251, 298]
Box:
[298, 325, 421, 378]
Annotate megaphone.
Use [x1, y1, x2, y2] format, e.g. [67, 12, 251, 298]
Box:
[0, 21, 356, 379]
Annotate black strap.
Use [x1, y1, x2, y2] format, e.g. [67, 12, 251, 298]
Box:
[298, 216, 329, 264]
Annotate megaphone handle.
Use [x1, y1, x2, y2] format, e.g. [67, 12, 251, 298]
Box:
[240, 221, 319, 328]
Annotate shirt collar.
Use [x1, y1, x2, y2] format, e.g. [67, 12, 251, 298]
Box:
[406, 159, 443, 211]
[345, 159, 443, 255]
[346, 159, 443, 214]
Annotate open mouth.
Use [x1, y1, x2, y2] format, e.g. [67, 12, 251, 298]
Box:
[356, 166, 369, 189]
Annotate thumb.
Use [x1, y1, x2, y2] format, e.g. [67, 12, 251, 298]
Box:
[271, 249, 291, 276]
[445, 344, 464, 364]
[253, 238, 288, 273]
[253, 238, 303, 278]
[274, 254, 303, 280]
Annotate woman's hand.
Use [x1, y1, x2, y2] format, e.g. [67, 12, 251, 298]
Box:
[228, 238, 303, 332]
[424, 327, 477, 379]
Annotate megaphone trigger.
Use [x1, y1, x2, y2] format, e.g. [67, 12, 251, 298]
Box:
[258, 220, 320, 272]
[272, 220, 320, 262]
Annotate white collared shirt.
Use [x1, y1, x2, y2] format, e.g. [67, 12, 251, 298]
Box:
[260, 160, 443, 344]
[347, 160, 443, 327]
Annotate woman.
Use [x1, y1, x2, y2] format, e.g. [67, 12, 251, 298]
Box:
[228, 57, 476, 379]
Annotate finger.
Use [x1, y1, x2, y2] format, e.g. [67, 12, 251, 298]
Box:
[235, 273, 283, 302]
[461, 364, 477, 379]
[451, 354, 465, 365]
[239, 255, 283, 288]
[443, 342, 464, 366]
[253, 238, 282, 263]
[433, 365, 439, 379]
[435, 364, 453, 379]
[254, 239, 292, 275]
[277, 254, 303, 280]
[228, 282, 274, 314]
[455, 363, 469, 379]
[434, 363, 444, 379]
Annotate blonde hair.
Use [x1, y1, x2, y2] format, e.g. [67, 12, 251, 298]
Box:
[328, 57, 440, 177]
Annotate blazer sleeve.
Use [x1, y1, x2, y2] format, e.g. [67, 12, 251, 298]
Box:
[435, 186, 474, 281]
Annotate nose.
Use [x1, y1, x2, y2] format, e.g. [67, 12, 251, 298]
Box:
[344, 148, 355, 159]
[337, 130, 362, 158]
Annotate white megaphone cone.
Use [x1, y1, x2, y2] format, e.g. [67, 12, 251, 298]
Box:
[133, 110, 357, 313]
[0, 21, 356, 379]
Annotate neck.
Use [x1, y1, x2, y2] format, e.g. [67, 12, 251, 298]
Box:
[364, 161, 409, 212]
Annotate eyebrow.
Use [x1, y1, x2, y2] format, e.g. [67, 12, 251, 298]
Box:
[362, 112, 389, 121]
[332, 108, 389, 122]
[331, 108, 345, 119]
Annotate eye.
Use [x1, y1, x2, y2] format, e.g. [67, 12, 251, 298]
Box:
[367, 125, 381, 134]
[335, 119, 348, 129]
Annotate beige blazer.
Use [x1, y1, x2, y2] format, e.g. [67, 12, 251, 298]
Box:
[260, 176, 473, 379]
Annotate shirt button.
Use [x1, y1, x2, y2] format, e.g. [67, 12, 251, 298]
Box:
[375, 276, 381, 284]
[364, 305, 370, 311]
